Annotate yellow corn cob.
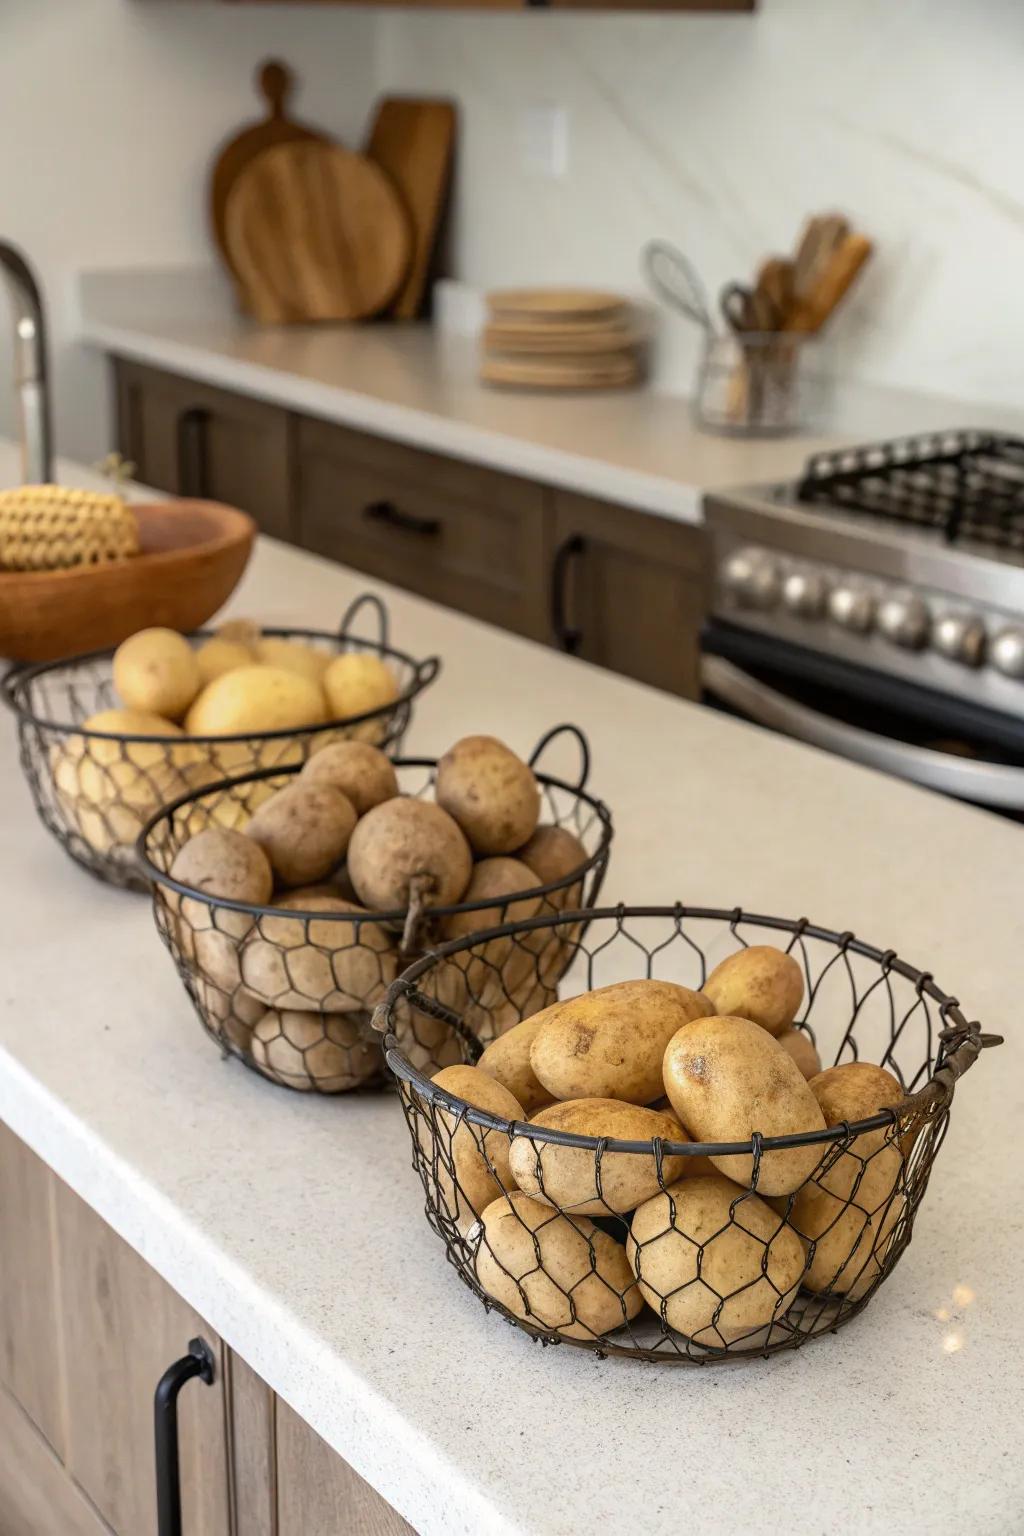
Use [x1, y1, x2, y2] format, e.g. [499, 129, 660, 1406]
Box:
[0, 484, 139, 572]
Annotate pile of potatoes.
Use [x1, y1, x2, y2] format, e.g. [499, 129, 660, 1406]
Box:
[51, 620, 401, 857]
[164, 732, 590, 1092]
[422, 944, 908, 1349]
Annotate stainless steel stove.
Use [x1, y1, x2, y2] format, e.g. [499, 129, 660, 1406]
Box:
[701, 430, 1024, 813]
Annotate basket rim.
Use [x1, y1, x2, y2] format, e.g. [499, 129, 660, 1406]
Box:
[3, 623, 440, 744]
[378, 902, 997, 1158]
[135, 753, 614, 926]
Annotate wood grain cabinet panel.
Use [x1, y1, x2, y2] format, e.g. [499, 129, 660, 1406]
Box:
[113, 357, 293, 540]
[294, 417, 550, 640]
[275, 1396, 416, 1535]
[550, 490, 708, 699]
[0, 1384, 113, 1536]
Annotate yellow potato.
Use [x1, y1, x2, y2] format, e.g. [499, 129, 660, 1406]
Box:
[628, 1175, 805, 1346]
[476, 1192, 643, 1340]
[435, 735, 540, 855]
[530, 979, 712, 1105]
[776, 1027, 822, 1080]
[516, 824, 588, 906]
[255, 636, 329, 685]
[249, 1009, 381, 1092]
[476, 1014, 557, 1115]
[662, 1015, 827, 1195]
[113, 628, 201, 721]
[240, 893, 396, 1012]
[702, 945, 804, 1036]
[301, 739, 398, 816]
[245, 781, 356, 888]
[195, 636, 253, 686]
[347, 798, 472, 912]
[508, 1099, 690, 1215]
[186, 666, 326, 736]
[322, 653, 399, 735]
[424, 1065, 524, 1233]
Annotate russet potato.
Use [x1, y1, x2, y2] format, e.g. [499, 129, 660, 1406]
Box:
[702, 945, 805, 1036]
[435, 735, 540, 856]
[249, 1008, 381, 1092]
[776, 1027, 822, 1080]
[530, 979, 712, 1105]
[476, 1013, 557, 1115]
[347, 797, 472, 912]
[426, 1065, 524, 1232]
[662, 1014, 827, 1195]
[627, 1175, 805, 1345]
[508, 1098, 690, 1215]
[476, 1192, 642, 1340]
[245, 781, 356, 887]
[170, 826, 273, 906]
[186, 665, 326, 737]
[240, 893, 396, 1012]
[515, 824, 588, 904]
[301, 739, 399, 816]
[113, 627, 201, 722]
[191, 976, 266, 1057]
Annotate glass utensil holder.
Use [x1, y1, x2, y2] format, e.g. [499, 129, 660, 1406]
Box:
[695, 331, 812, 437]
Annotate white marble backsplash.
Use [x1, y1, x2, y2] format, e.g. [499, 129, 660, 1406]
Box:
[378, 0, 1024, 412]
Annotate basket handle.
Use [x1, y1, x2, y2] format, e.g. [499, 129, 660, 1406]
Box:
[528, 723, 591, 790]
[1, 662, 28, 712]
[908, 1020, 1003, 1115]
[414, 655, 442, 692]
[339, 593, 390, 650]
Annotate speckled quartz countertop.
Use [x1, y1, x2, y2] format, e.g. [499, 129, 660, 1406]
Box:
[1, 445, 1022, 1535]
[78, 267, 1024, 524]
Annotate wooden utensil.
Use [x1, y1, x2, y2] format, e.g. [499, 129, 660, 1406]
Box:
[365, 98, 456, 321]
[209, 61, 325, 294]
[787, 232, 873, 333]
[792, 214, 849, 308]
[223, 140, 412, 324]
[754, 257, 794, 330]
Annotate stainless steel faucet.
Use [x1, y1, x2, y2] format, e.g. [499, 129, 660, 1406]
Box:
[0, 242, 53, 483]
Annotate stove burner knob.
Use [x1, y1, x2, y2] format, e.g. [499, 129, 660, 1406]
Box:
[721, 549, 780, 610]
[781, 569, 827, 618]
[933, 612, 986, 667]
[991, 626, 1024, 679]
[877, 593, 930, 649]
[827, 584, 874, 633]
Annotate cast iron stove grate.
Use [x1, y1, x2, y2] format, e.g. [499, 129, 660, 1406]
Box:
[797, 430, 1024, 550]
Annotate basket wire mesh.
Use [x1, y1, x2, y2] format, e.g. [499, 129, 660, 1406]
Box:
[377, 905, 999, 1363]
[4, 593, 439, 891]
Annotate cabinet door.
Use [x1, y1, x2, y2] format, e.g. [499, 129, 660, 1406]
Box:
[52, 1177, 230, 1536]
[113, 357, 293, 541]
[295, 417, 550, 640]
[276, 1396, 416, 1535]
[550, 491, 707, 698]
[0, 1384, 111, 1536]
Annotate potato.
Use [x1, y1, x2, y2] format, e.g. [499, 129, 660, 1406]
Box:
[476, 1192, 642, 1340]
[509, 1099, 690, 1215]
[426, 1065, 524, 1232]
[191, 976, 266, 1057]
[170, 826, 273, 906]
[255, 636, 329, 685]
[441, 857, 541, 944]
[477, 1013, 557, 1115]
[662, 1015, 827, 1195]
[301, 739, 398, 816]
[702, 945, 804, 1036]
[347, 797, 472, 912]
[113, 628, 201, 722]
[245, 781, 356, 888]
[240, 893, 396, 1012]
[628, 1175, 805, 1345]
[530, 979, 712, 1105]
[186, 666, 326, 736]
[809, 1061, 904, 1127]
[216, 617, 261, 649]
[435, 736, 540, 856]
[516, 824, 588, 903]
[388, 958, 471, 1075]
[195, 636, 253, 686]
[322, 653, 399, 738]
[249, 1008, 381, 1092]
[777, 1027, 822, 1081]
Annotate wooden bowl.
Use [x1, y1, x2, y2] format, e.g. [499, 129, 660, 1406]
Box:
[0, 500, 255, 662]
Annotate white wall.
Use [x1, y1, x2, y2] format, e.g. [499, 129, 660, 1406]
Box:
[377, 0, 1024, 409]
[0, 0, 377, 460]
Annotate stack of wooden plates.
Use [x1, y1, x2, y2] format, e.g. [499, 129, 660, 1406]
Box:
[481, 289, 645, 391]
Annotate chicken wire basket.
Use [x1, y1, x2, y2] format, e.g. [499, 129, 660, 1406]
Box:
[4, 593, 439, 891]
[377, 904, 1000, 1363]
[138, 725, 613, 1094]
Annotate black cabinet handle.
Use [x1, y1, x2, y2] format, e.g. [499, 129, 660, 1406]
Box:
[176, 407, 210, 498]
[551, 534, 585, 654]
[154, 1337, 215, 1536]
[362, 499, 441, 538]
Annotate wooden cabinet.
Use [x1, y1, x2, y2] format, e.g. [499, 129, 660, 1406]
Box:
[295, 416, 550, 640]
[113, 358, 293, 540]
[550, 490, 706, 698]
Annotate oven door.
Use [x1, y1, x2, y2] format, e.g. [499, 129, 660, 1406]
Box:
[702, 620, 1024, 814]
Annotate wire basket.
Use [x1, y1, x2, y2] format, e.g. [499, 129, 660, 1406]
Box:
[377, 904, 1000, 1363]
[4, 593, 439, 891]
[138, 725, 613, 1094]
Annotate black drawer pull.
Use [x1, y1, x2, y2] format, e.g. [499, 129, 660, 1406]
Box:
[362, 499, 441, 538]
[551, 534, 585, 654]
[154, 1337, 215, 1536]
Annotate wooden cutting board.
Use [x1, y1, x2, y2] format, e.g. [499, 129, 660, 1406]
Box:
[209, 60, 325, 292]
[487, 288, 629, 325]
[365, 98, 456, 320]
[484, 321, 643, 355]
[223, 140, 412, 324]
[481, 353, 641, 390]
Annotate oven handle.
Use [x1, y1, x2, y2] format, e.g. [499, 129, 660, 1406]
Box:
[702, 654, 1024, 810]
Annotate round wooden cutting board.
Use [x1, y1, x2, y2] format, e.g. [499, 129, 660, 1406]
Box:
[224, 140, 412, 323]
[486, 288, 629, 325]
